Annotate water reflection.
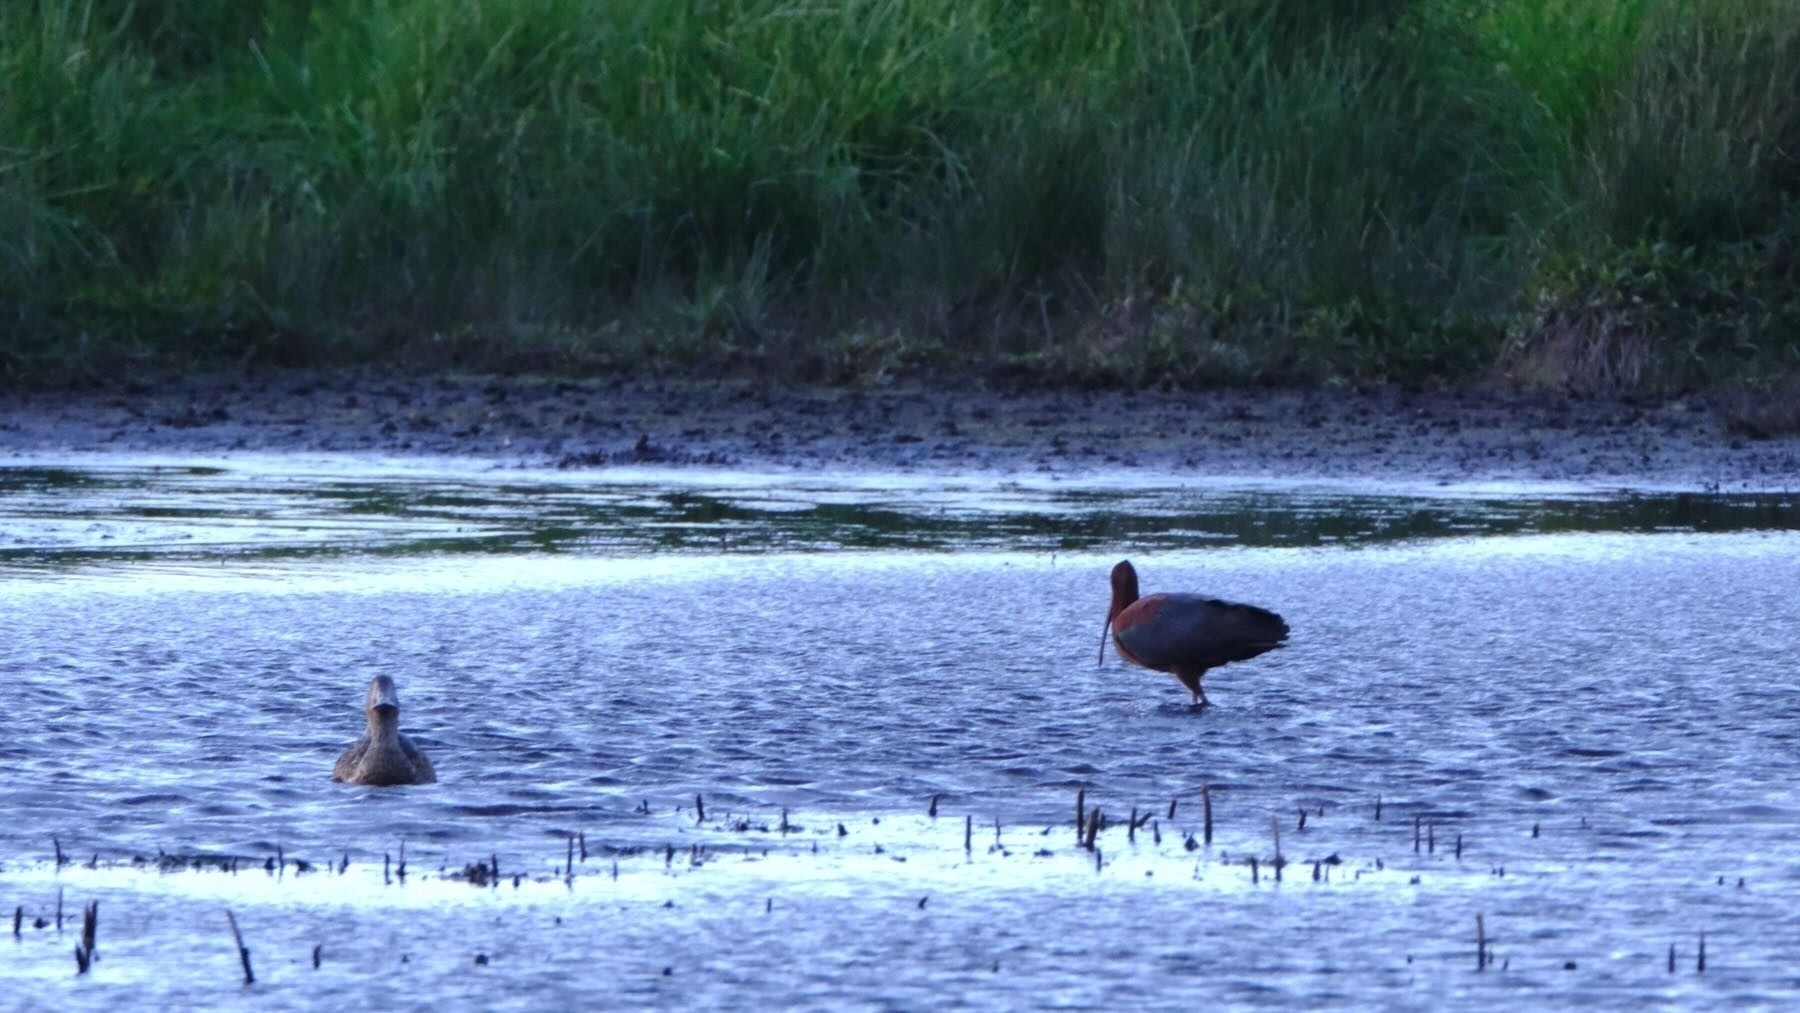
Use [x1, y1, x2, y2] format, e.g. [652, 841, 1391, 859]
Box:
[2, 463, 1794, 573]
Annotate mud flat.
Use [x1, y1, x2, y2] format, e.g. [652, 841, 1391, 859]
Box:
[4, 370, 1796, 490]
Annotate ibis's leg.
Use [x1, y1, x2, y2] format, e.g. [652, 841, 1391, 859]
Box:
[1176, 670, 1209, 707]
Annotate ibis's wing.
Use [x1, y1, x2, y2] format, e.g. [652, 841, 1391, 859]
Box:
[1115, 593, 1288, 671]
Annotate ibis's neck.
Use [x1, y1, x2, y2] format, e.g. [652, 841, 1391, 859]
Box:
[1109, 588, 1138, 626]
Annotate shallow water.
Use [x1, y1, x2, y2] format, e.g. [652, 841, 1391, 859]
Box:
[2, 459, 1797, 1009]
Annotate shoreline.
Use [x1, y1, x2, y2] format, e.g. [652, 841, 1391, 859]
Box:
[3, 370, 1797, 492]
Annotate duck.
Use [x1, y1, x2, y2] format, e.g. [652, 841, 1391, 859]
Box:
[333, 675, 437, 785]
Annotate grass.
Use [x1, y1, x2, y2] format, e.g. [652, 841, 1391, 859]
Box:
[2, 0, 1797, 391]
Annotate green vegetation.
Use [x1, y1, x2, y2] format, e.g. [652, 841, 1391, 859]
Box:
[3, 0, 1797, 391]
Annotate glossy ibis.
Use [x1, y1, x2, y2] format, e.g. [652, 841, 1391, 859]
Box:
[1100, 559, 1289, 706]
[333, 675, 437, 785]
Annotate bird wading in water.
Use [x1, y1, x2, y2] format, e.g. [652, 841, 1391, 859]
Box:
[333, 675, 437, 785]
[1100, 559, 1290, 706]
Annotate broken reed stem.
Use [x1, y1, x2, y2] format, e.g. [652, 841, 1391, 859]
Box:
[1202, 785, 1213, 845]
[1428, 823, 1436, 854]
[964, 815, 972, 854]
[1476, 914, 1487, 971]
[1413, 816, 1422, 853]
[56, 888, 63, 932]
[1298, 808, 1307, 831]
[1168, 798, 1178, 820]
[565, 836, 575, 881]
[929, 794, 940, 818]
[1375, 794, 1383, 821]
[579, 832, 588, 862]
[1075, 789, 1085, 844]
[1084, 808, 1101, 851]
[72, 901, 98, 975]
[53, 836, 66, 868]
[1668, 943, 1676, 974]
[225, 909, 255, 985]
[1128, 807, 1138, 843]
[1698, 932, 1706, 973]
[1271, 817, 1282, 882]
[695, 794, 706, 823]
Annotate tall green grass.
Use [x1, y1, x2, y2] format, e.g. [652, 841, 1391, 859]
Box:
[2, 0, 1796, 388]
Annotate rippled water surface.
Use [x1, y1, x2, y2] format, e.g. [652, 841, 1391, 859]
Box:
[2, 459, 1797, 1009]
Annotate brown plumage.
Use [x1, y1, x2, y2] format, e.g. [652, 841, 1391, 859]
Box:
[333, 675, 436, 785]
[1100, 559, 1289, 706]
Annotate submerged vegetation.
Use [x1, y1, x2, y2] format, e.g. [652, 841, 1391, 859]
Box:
[2, 0, 1797, 391]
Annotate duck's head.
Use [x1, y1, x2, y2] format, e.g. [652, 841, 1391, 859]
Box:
[364, 675, 402, 723]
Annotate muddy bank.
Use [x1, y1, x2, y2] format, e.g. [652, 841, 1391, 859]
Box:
[2, 370, 1796, 490]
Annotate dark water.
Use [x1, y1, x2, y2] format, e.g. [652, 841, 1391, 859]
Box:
[2, 459, 1797, 1008]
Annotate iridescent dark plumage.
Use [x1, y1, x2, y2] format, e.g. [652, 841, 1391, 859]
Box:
[1100, 559, 1289, 705]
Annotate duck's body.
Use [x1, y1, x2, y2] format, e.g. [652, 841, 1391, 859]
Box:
[333, 676, 436, 785]
[1101, 560, 1289, 706]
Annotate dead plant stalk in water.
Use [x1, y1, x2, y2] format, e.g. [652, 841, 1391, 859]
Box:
[225, 909, 254, 985]
[1203, 785, 1213, 845]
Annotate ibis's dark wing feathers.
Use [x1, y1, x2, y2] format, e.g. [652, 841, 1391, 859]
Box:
[1116, 593, 1289, 672]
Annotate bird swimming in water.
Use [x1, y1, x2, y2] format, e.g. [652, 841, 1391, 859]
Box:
[333, 675, 436, 785]
[1100, 559, 1290, 706]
